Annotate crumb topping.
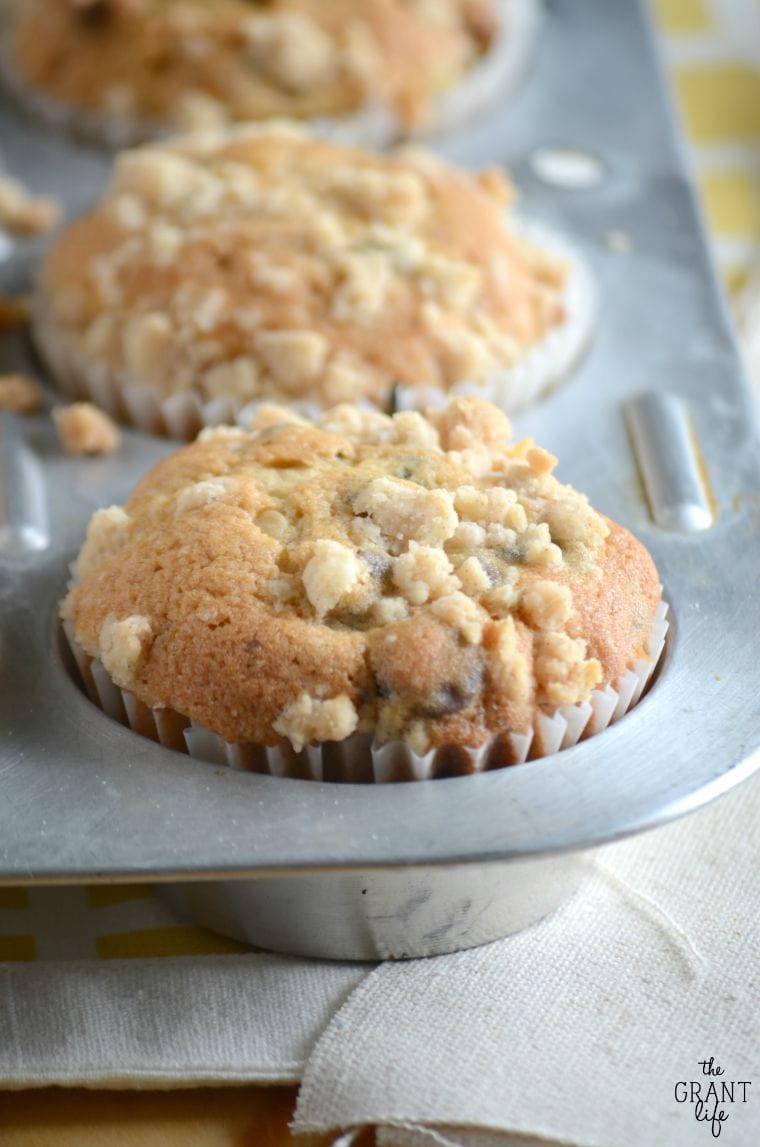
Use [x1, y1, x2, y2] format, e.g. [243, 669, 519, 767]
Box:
[72, 505, 131, 581]
[99, 613, 152, 689]
[64, 397, 661, 752]
[0, 374, 44, 414]
[13, 0, 498, 132]
[40, 127, 568, 412]
[273, 692, 359, 753]
[0, 175, 60, 236]
[54, 402, 122, 455]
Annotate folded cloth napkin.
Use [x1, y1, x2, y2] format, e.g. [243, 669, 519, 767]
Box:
[0, 890, 366, 1088]
[2, 768, 760, 1147]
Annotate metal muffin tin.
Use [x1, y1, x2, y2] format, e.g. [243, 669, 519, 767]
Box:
[2, 0, 760, 960]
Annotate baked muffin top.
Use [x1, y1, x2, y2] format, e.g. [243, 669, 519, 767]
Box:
[39, 124, 568, 412]
[10, 0, 498, 134]
[62, 397, 661, 754]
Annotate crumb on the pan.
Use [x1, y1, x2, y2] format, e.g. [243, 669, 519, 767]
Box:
[605, 229, 633, 254]
[0, 373, 44, 414]
[54, 401, 121, 455]
[0, 295, 29, 332]
[0, 176, 61, 236]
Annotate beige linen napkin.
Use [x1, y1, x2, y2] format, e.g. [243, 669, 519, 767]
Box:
[0, 948, 366, 1088]
[294, 769, 760, 1146]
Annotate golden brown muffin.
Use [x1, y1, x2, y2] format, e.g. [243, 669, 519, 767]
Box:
[62, 397, 662, 768]
[6, 0, 500, 141]
[35, 124, 588, 436]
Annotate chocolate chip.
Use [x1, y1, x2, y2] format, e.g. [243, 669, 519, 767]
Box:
[71, 0, 112, 28]
[393, 457, 426, 485]
[494, 542, 523, 564]
[359, 549, 392, 582]
[422, 684, 470, 717]
[419, 664, 483, 717]
[477, 554, 502, 585]
[374, 675, 393, 700]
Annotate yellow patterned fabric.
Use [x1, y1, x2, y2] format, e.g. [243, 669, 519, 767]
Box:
[653, 0, 760, 293]
[0, 885, 246, 964]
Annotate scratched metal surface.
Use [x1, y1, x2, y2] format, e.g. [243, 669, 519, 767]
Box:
[1, 0, 759, 886]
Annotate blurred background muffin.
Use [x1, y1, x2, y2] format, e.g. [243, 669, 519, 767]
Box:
[2, 0, 538, 145]
[34, 123, 592, 438]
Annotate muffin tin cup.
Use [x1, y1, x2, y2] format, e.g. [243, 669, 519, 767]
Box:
[61, 601, 668, 784]
[31, 222, 594, 441]
[0, 0, 539, 151]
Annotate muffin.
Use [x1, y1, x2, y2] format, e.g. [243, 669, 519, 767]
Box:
[61, 397, 666, 782]
[34, 124, 593, 438]
[2, 0, 534, 146]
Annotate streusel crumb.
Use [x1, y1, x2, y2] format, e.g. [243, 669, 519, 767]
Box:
[0, 176, 60, 236]
[0, 374, 43, 414]
[54, 402, 121, 455]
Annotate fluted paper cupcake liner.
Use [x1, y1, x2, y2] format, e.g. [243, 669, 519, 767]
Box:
[0, 0, 539, 150]
[62, 600, 668, 784]
[32, 219, 594, 441]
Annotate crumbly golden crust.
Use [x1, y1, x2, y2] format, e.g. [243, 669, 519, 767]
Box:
[62, 397, 661, 753]
[39, 125, 568, 412]
[11, 0, 497, 132]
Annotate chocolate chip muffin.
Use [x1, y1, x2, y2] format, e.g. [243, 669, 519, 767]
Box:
[35, 124, 592, 438]
[61, 397, 664, 781]
[4, 0, 515, 145]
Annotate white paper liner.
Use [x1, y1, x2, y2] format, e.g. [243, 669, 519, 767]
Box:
[0, 0, 539, 150]
[31, 216, 594, 441]
[62, 600, 669, 784]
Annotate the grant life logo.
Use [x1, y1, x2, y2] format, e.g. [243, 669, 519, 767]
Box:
[674, 1058, 752, 1138]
